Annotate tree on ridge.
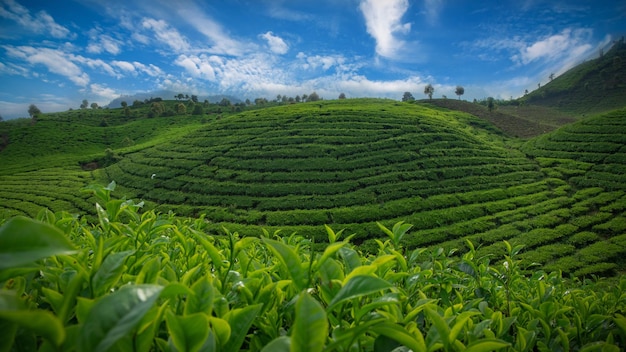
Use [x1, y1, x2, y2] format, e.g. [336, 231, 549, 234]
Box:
[455, 86, 465, 100]
[424, 84, 434, 100]
[28, 104, 41, 118]
[402, 91, 414, 102]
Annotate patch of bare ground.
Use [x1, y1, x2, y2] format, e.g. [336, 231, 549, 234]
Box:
[422, 99, 575, 138]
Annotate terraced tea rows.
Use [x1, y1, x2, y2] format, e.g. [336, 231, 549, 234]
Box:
[0, 168, 94, 218]
[1, 99, 625, 276]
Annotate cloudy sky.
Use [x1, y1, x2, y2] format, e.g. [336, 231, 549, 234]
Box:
[0, 0, 624, 119]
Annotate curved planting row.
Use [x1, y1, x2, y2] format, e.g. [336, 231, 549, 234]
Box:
[0, 169, 94, 218]
[523, 108, 626, 190]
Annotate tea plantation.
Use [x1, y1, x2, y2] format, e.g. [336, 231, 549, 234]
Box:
[1, 98, 626, 350]
[1, 99, 626, 277]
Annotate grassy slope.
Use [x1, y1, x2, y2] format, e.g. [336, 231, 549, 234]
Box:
[0, 104, 207, 217]
[1, 98, 625, 276]
[521, 39, 626, 116]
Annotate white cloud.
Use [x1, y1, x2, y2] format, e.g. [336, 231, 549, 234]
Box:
[296, 52, 351, 72]
[74, 56, 118, 78]
[87, 32, 123, 55]
[90, 83, 119, 103]
[142, 18, 190, 53]
[174, 54, 217, 80]
[133, 62, 163, 77]
[0, 0, 72, 38]
[112, 60, 136, 73]
[260, 31, 288, 55]
[4, 46, 90, 86]
[174, 5, 249, 56]
[513, 28, 594, 65]
[359, 0, 411, 59]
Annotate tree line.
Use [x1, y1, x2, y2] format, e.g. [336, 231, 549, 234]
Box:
[402, 84, 465, 102]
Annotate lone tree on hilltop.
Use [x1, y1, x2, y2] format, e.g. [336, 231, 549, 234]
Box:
[424, 84, 434, 100]
[28, 104, 41, 118]
[308, 92, 320, 101]
[338, 92, 346, 99]
[455, 86, 465, 100]
[402, 91, 415, 102]
[80, 99, 88, 109]
[91, 102, 98, 110]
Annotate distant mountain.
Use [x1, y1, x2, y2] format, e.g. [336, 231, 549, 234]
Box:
[107, 90, 242, 108]
[521, 38, 626, 115]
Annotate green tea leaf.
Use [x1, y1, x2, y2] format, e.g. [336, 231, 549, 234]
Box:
[371, 322, 426, 352]
[327, 275, 393, 311]
[0, 291, 66, 348]
[425, 306, 450, 350]
[77, 284, 163, 352]
[166, 311, 210, 352]
[292, 292, 328, 352]
[91, 250, 133, 296]
[262, 238, 307, 291]
[185, 276, 215, 315]
[465, 339, 511, 352]
[449, 311, 480, 344]
[223, 304, 262, 351]
[0, 216, 75, 269]
[208, 316, 231, 347]
[261, 336, 291, 352]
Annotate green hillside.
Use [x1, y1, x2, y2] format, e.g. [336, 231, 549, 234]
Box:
[1, 98, 626, 277]
[522, 39, 626, 115]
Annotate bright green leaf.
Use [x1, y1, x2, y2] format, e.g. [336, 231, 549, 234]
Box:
[327, 275, 393, 311]
[261, 336, 291, 352]
[292, 292, 328, 352]
[185, 277, 215, 315]
[371, 322, 426, 352]
[465, 339, 511, 352]
[77, 284, 163, 352]
[223, 304, 262, 351]
[166, 311, 210, 352]
[91, 250, 133, 296]
[449, 311, 480, 344]
[425, 306, 450, 350]
[208, 316, 231, 347]
[262, 238, 307, 291]
[0, 216, 75, 270]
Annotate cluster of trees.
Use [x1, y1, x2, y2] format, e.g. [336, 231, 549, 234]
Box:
[246, 91, 326, 106]
[402, 85, 465, 102]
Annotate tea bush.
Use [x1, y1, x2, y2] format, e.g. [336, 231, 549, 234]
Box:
[1, 183, 625, 351]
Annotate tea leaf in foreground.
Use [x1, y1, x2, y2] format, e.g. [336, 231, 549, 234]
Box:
[262, 238, 308, 291]
[292, 292, 328, 352]
[166, 311, 210, 352]
[260, 336, 291, 352]
[223, 304, 263, 351]
[0, 216, 75, 269]
[91, 250, 133, 296]
[77, 284, 163, 352]
[327, 275, 393, 311]
[0, 290, 65, 348]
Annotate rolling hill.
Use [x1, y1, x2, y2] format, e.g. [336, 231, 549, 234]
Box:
[1, 96, 625, 277]
[521, 38, 626, 115]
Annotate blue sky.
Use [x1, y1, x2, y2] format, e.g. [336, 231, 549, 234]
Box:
[1, 0, 624, 119]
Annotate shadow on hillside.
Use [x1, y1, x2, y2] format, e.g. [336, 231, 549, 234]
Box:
[420, 99, 574, 138]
